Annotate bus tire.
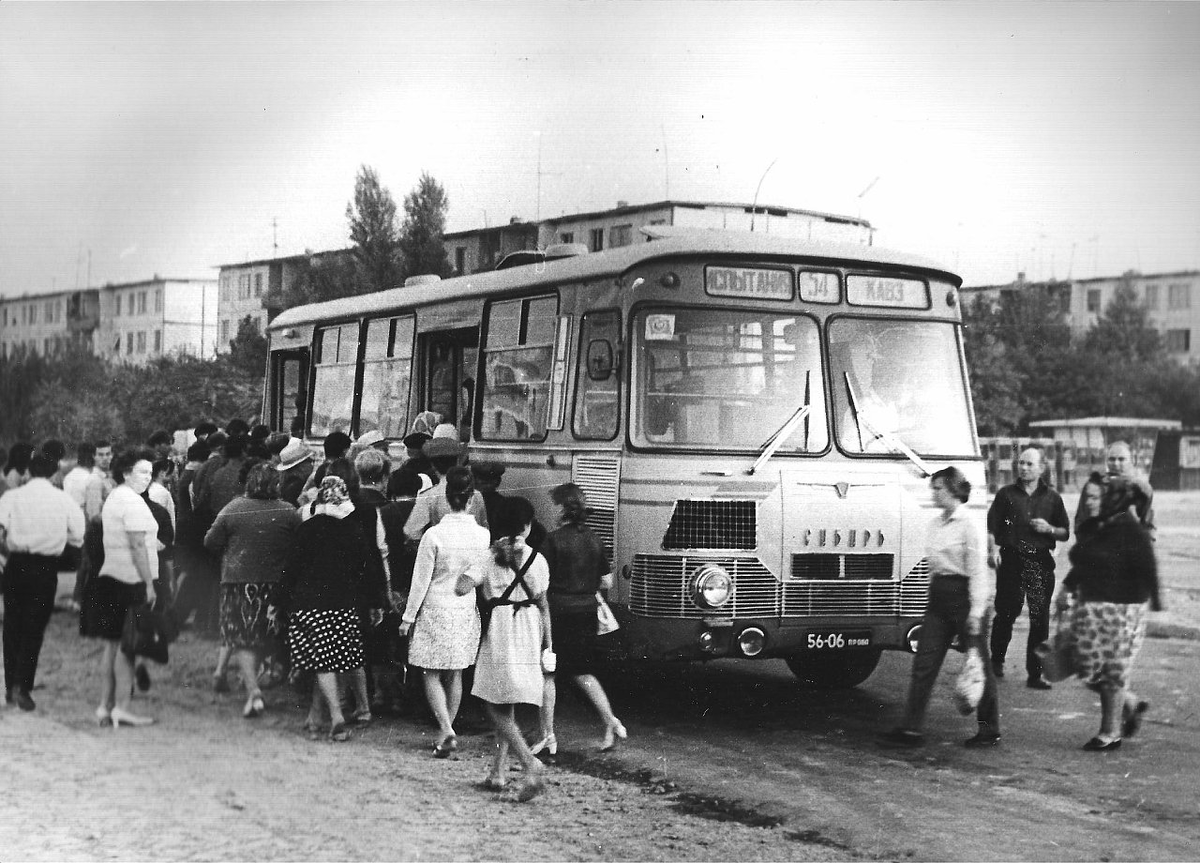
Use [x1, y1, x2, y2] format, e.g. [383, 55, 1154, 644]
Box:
[785, 649, 881, 689]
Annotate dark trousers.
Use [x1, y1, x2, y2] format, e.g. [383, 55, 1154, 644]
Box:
[173, 545, 220, 633]
[2, 553, 60, 696]
[901, 576, 1000, 733]
[990, 550, 1055, 679]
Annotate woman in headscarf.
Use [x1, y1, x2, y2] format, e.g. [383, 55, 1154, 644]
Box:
[1058, 473, 1161, 751]
[283, 475, 371, 742]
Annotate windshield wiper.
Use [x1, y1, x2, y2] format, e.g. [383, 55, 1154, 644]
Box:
[844, 373, 931, 477]
[748, 372, 811, 476]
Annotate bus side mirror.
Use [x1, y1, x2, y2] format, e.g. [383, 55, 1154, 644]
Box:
[587, 339, 615, 381]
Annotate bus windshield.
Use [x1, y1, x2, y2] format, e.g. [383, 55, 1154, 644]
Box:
[633, 308, 829, 451]
[829, 318, 975, 458]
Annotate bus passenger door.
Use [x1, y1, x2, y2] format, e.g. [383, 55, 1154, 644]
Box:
[270, 348, 309, 433]
[420, 329, 479, 438]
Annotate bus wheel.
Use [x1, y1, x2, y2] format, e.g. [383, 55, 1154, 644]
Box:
[785, 649, 881, 689]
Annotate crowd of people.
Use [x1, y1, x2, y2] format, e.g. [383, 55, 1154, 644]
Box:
[0, 415, 625, 803]
[883, 442, 1162, 752]
[0, 429, 1167, 795]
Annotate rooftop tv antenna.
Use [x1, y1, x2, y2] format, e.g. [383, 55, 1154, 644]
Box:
[750, 158, 779, 232]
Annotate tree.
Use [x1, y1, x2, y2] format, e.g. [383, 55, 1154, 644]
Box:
[275, 250, 358, 310]
[1082, 277, 1164, 364]
[398, 171, 454, 280]
[347, 165, 402, 294]
[227, 315, 268, 377]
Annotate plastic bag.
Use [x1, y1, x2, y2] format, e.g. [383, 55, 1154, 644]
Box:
[953, 646, 985, 715]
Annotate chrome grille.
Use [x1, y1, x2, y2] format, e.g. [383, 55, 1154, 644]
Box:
[632, 554, 931, 619]
[662, 500, 756, 550]
[630, 555, 777, 618]
[791, 553, 893, 580]
[573, 454, 620, 558]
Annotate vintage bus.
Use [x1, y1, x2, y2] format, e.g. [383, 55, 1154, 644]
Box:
[264, 228, 983, 688]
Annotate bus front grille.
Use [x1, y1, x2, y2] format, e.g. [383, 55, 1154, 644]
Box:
[630, 555, 930, 619]
[662, 500, 757, 550]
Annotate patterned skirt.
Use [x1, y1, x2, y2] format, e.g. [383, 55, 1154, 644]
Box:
[219, 583, 285, 651]
[287, 608, 364, 673]
[408, 600, 480, 671]
[1070, 600, 1148, 690]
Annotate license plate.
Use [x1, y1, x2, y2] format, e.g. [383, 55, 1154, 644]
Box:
[805, 631, 872, 650]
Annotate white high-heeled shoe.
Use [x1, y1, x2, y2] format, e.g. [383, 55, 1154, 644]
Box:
[530, 733, 557, 756]
[600, 719, 627, 751]
[110, 706, 154, 729]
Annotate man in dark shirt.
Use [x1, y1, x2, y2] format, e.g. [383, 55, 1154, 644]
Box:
[987, 447, 1070, 689]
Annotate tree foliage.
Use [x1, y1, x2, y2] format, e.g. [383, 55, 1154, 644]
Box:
[399, 171, 454, 280]
[228, 314, 269, 377]
[347, 164, 403, 294]
[1, 348, 261, 450]
[963, 280, 1200, 434]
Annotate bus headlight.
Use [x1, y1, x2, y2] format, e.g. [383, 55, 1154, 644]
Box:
[690, 564, 733, 609]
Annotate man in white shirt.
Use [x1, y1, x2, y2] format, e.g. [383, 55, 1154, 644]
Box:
[62, 441, 96, 509]
[0, 453, 85, 710]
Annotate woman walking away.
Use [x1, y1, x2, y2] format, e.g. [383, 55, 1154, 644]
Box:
[205, 462, 300, 719]
[1058, 473, 1161, 751]
[456, 497, 551, 801]
[283, 476, 371, 742]
[536, 483, 627, 754]
[882, 466, 1001, 747]
[399, 467, 489, 757]
[80, 449, 158, 728]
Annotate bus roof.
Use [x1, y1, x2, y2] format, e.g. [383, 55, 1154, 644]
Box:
[268, 229, 961, 331]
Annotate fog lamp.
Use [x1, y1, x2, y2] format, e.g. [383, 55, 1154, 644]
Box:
[906, 624, 923, 653]
[738, 627, 766, 657]
[698, 630, 716, 652]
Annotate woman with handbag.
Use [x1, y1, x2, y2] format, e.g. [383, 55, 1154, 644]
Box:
[80, 448, 158, 728]
[455, 496, 551, 800]
[1057, 473, 1161, 751]
[533, 483, 627, 755]
[399, 466, 489, 757]
[881, 466, 1001, 747]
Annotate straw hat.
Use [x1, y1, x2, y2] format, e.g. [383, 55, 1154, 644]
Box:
[276, 439, 313, 471]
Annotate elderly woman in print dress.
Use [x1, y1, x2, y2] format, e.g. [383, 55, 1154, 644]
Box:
[456, 496, 551, 802]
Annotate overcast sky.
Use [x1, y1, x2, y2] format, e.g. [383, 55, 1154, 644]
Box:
[2, 1, 1198, 298]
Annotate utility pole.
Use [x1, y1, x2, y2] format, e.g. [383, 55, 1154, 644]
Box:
[273, 218, 278, 254]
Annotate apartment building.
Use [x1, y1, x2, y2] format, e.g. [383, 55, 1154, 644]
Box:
[95, 276, 218, 364]
[961, 268, 1200, 365]
[0, 289, 100, 359]
[215, 249, 352, 353]
[444, 200, 873, 275]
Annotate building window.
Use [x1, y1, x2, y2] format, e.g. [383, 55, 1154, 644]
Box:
[1166, 329, 1191, 353]
[137, 291, 146, 314]
[154, 330, 162, 353]
[220, 319, 230, 344]
[127, 332, 135, 354]
[238, 274, 251, 301]
[455, 247, 466, 275]
[155, 289, 162, 313]
[254, 273, 263, 297]
[609, 224, 633, 248]
[1169, 283, 1192, 310]
[127, 294, 135, 315]
[1144, 284, 1160, 310]
[44, 338, 51, 354]
[559, 232, 574, 244]
[136, 331, 146, 353]
[1086, 289, 1101, 313]
[589, 228, 604, 252]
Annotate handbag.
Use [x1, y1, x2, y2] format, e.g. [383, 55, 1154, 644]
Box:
[596, 593, 620, 636]
[120, 601, 171, 664]
[952, 646, 985, 715]
[1036, 607, 1076, 682]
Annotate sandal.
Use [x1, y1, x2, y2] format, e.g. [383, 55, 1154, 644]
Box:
[600, 719, 628, 751]
[350, 710, 373, 726]
[433, 735, 454, 758]
[329, 723, 350, 742]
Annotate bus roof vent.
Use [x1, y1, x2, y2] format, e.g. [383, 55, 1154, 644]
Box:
[404, 274, 442, 287]
[545, 242, 588, 259]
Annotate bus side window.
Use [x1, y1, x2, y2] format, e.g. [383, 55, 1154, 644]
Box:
[480, 295, 557, 442]
[573, 309, 621, 440]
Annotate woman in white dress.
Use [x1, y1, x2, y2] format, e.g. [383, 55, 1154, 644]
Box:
[399, 467, 489, 757]
[457, 496, 551, 801]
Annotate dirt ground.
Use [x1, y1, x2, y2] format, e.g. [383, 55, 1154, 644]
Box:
[3, 490, 1198, 862]
[3, 621, 853, 862]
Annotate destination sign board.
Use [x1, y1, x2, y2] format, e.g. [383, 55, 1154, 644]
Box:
[846, 275, 928, 309]
[705, 266, 793, 300]
[799, 271, 839, 304]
